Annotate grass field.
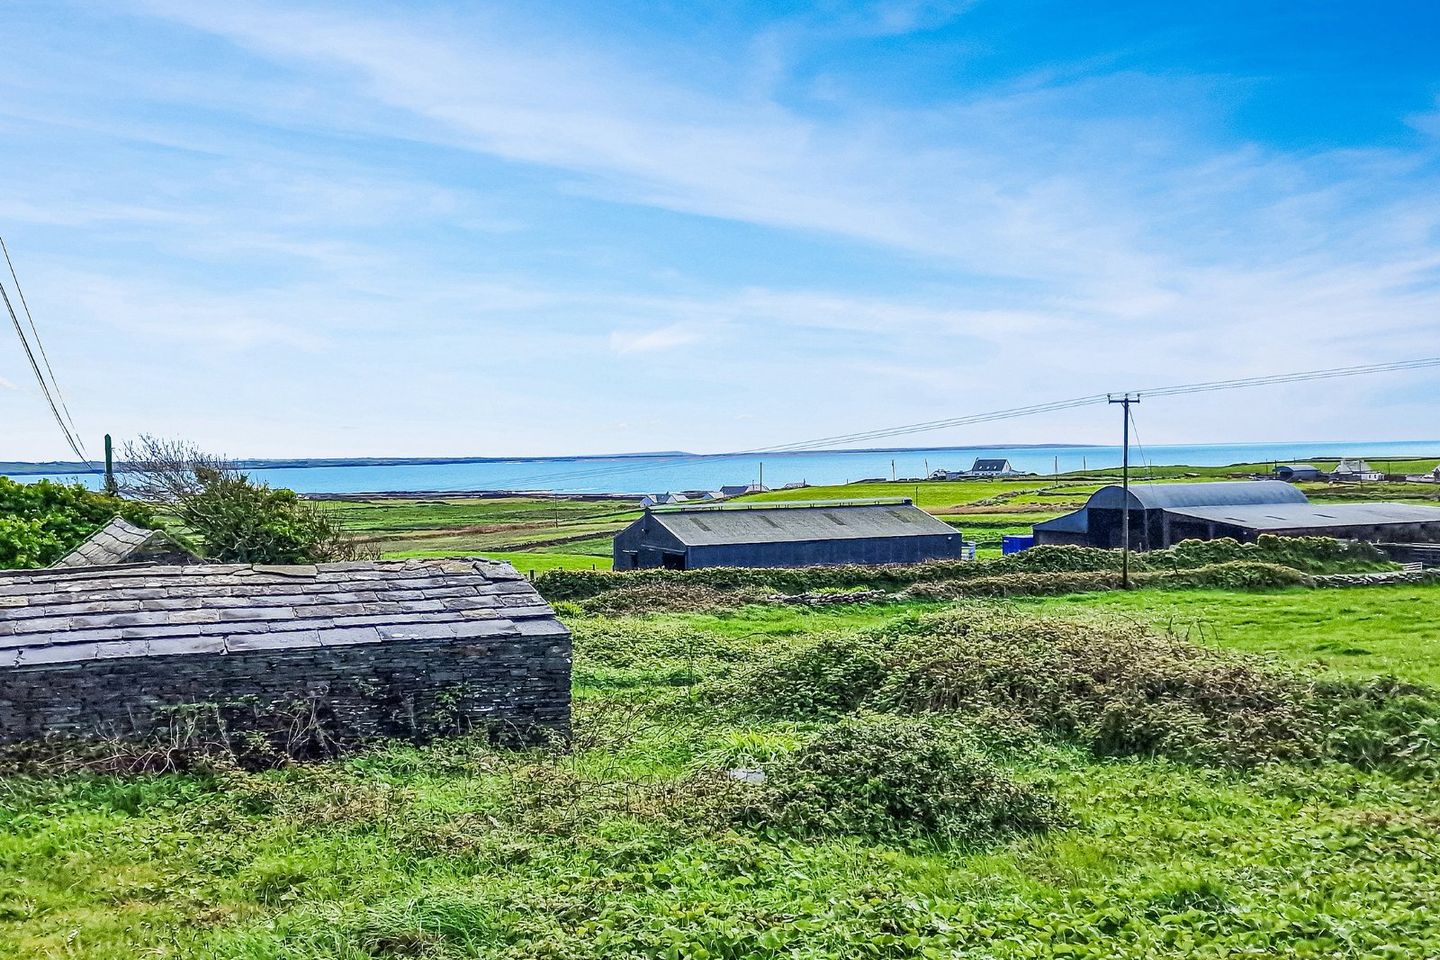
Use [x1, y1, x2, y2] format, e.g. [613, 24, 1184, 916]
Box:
[4, 581, 1440, 958]
[327, 460, 1439, 571]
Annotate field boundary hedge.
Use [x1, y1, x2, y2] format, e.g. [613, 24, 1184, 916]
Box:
[536, 535, 1389, 601]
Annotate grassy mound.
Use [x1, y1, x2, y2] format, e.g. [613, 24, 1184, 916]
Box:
[745, 715, 1066, 847]
[735, 606, 1440, 769]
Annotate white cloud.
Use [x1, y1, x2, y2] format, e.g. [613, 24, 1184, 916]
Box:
[608, 323, 703, 355]
[0, 0, 1435, 459]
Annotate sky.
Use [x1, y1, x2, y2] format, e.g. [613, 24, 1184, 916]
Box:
[1, 0, 1439, 461]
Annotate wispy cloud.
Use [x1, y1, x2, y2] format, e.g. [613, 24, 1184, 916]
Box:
[0, 0, 1436, 458]
[608, 323, 704, 355]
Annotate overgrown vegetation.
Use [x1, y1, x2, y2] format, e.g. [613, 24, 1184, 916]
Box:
[744, 715, 1067, 846]
[735, 606, 1440, 770]
[0, 476, 156, 568]
[4, 583, 1440, 957]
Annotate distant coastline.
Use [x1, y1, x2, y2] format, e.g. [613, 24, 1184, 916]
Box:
[6, 440, 1437, 496]
[0, 442, 1101, 476]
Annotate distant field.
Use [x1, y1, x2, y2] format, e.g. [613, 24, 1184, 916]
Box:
[329, 464, 1437, 567]
[330, 497, 636, 565]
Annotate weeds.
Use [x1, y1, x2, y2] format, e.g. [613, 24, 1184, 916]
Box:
[744, 715, 1068, 847]
[733, 605, 1440, 769]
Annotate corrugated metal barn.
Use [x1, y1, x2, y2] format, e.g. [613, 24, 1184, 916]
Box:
[612, 500, 964, 569]
[1033, 480, 1440, 550]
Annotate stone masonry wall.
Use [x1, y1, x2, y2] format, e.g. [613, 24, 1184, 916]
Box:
[0, 630, 571, 748]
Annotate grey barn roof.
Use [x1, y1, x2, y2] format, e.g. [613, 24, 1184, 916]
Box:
[0, 558, 566, 668]
[1085, 480, 1308, 511]
[650, 501, 956, 547]
[51, 516, 198, 568]
[1164, 502, 1440, 531]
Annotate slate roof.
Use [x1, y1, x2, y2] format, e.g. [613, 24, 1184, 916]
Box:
[1086, 480, 1308, 511]
[969, 459, 1014, 471]
[0, 558, 566, 668]
[1163, 502, 1440, 531]
[51, 517, 198, 568]
[649, 502, 957, 547]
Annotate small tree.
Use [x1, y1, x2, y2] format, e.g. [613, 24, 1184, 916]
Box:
[121, 436, 375, 564]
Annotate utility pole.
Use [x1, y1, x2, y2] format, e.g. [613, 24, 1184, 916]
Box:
[103, 434, 117, 496]
[1108, 394, 1139, 588]
[758, 461, 764, 492]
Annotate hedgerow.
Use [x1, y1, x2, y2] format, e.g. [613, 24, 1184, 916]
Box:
[744, 715, 1067, 847]
[732, 606, 1440, 770]
[0, 477, 156, 569]
[535, 535, 1389, 601]
[901, 561, 1312, 601]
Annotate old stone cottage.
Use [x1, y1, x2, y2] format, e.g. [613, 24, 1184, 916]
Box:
[0, 558, 571, 747]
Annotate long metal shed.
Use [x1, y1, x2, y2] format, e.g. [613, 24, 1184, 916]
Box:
[1034, 480, 1440, 550]
[612, 500, 964, 570]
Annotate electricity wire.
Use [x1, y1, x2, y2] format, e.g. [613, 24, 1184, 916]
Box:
[421, 355, 1440, 493]
[1, 237, 85, 456]
[1, 276, 89, 464]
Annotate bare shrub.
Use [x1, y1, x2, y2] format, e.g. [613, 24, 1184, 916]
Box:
[120, 434, 376, 563]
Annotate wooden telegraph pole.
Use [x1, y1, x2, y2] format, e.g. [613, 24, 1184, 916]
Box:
[1108, 394, 1139, 588]
[103, 434, 118, 496]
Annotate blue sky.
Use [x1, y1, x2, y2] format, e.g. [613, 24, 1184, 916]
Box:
[2, 0, 1438, 460]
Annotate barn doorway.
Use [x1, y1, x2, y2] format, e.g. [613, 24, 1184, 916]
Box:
[661, 552, 687, 570]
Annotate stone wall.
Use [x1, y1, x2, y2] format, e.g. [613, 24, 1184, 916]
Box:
[0, 631, 571, 748]
[1314, 569, 1440, 589]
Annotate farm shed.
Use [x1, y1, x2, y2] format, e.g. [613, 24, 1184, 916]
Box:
[0, 558, 571, 747]
[1033, 480, 1440, 550]
[612, 500, 964, 570]
[1272, 464, 1323, 482]
[51, 516, 198, 568]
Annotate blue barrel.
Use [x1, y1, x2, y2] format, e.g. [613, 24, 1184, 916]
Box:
[1002, 534, 1035, 555]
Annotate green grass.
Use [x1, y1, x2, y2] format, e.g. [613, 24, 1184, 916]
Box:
[5, 583, 1440, 957]
[1014, 584, 1440, 686]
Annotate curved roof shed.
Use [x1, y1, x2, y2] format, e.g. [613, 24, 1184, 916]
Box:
[1084, 480, 1307, 511]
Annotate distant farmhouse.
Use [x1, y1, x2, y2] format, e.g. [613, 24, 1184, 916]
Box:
[937, 459, 1028, 480]
[0, 558, 571, 748]
[639, 492, 688, 508]
[1271, 464, 1324, 483]
[613, 499, 964, 570]
[1330, 458, 1385, 482]
[1033, 480, 1440, 550]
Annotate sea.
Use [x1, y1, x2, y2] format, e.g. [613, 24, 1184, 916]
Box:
[6, 440, 1440, 496]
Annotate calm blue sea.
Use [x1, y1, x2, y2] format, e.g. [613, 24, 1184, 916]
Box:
[8, 440, 1440, 495]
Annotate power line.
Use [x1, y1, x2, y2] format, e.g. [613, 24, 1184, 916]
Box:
[1, 277, 89, 464]
[423, 355, 1440, 493]
[752, 356, 1440, 454]
[1, 237, 86, 456]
